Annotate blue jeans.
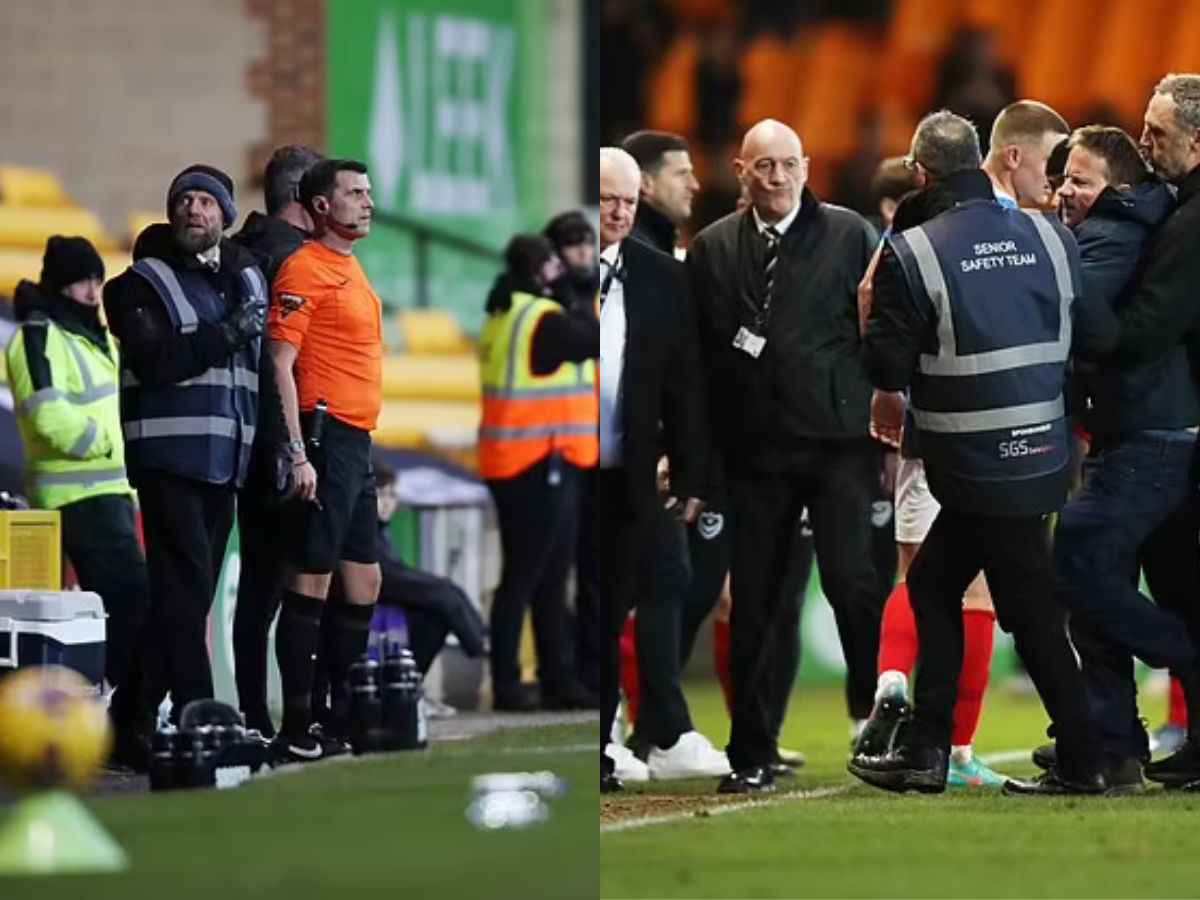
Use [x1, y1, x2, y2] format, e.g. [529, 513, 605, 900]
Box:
[1054, 431, 1200, 758]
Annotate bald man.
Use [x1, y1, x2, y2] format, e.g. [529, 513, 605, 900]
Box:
[596, 148, 714, 793]
[687, 119, 881, 793]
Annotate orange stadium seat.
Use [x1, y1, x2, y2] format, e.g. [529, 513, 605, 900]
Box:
[1160, 1, 1200, 99]
[0, 166, 74, 208]
[646, 32, 700, 137]
[960, 0, 1039, 67]
[736, 33, 807, 132]
[794, 25, 880, 165]
[1017, 0, 1111, 124]
[1085, 0, 1176, 129]
[879, 0, 964, 112]
[660, 0, 734, 28]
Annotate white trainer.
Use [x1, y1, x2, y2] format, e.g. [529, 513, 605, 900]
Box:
[605, 742, 650, 783]
[647, 731, 732, 780]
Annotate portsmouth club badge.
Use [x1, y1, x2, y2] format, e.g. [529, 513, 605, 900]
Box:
[696, 511, 724, 540]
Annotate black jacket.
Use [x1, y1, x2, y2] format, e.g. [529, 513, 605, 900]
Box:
[863, 169, 1118, 516]
[102, 224, 260, 390]
[611, 236, 706, 518]
[1070, 179, 1196, 438]
[687, 188, 877, 472]
[629, 202, 678, 256]
[231, 211, 308, 285]
[229, 213, 309, 458]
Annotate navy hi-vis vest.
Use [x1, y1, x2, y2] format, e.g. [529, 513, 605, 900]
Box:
[120, 257, 265, 488]
[888, 200, 1080, 492]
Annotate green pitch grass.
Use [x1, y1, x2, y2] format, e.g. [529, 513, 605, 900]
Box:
[8, 724, 597, 899]
[603, 680, 1200, 899]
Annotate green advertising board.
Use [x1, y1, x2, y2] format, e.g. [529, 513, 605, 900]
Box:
[327, 0, 553, 334]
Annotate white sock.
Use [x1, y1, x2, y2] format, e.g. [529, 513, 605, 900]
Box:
[875, 670, 908, 702]
[951, 744, 973, 765]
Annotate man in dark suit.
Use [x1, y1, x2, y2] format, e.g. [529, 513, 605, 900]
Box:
[688, 119, 882, 793]
[597, 147, 712, 792]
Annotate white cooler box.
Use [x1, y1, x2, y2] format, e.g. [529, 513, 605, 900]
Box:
[0, 591, 106, 691]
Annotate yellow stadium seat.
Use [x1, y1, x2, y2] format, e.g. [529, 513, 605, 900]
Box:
[0, 249, 131, 300]
[127, 213, 165, 247]
[381, 353, 480, 402]
[373, 400, 480, 451]
[395, 309, 472, 355]
[0, 206, 118, 253]
[0, 166, 74, 208]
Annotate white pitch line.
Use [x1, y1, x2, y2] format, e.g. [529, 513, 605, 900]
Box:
[600, 786, 850, 834]
[600, 748, 1034, 834]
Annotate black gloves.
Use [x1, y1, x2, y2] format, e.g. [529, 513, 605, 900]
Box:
[220, 294, 266, 349]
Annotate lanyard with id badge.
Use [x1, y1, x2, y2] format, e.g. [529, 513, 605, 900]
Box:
[733, 227, 778, 360]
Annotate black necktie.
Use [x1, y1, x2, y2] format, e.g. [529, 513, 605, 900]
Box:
[600, 256, 624, 303]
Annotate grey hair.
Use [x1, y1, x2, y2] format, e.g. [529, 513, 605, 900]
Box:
[910, 109, 982, 176]
[1154, 73, 1200, 131]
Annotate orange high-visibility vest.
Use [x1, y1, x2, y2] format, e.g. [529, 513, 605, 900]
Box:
[478, 292, 598, 479]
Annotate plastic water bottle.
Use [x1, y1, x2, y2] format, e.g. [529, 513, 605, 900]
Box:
[348, 655, 382, 755]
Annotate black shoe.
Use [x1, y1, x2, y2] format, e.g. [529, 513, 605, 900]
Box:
[1145, 738, 1200, 787]
[853, 694, 911, 759]
[541, 682, 599, 711]
[108, 728, 151, 774]
[717, 766, 776, 794]
[270, 724, 350, 765]
[848, 743, 948, 794]
[601, 771, 624, 794]
[768, 762, 796, 779]
[1102, 756, 1146, 796]
[1031, 742, 1056, 771]
[1003, 767, 1106, 796]
[493, 682, 541, 712]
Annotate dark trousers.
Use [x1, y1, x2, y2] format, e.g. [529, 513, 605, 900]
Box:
[135, 471, 235, 723]
[487, 457, 583, 696]
[574, 470, 602, 693]
[232, 459, 288, 731]
[910, 508, 1099, 775]
[60, 494, 150, 692]
[630, 506, 695, 749]
[683, 501, 813, 739]
[725, 439, 881, 769]
[1055, 433, 1200, 758]
[597, 467, 652, 773]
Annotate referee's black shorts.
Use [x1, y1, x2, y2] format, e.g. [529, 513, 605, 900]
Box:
[288, 414, 378, 573]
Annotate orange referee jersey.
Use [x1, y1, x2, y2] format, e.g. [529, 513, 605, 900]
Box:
[268, 240, 383, 431]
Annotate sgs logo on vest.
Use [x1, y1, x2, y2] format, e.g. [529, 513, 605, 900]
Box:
[998, 439, 1031, 459]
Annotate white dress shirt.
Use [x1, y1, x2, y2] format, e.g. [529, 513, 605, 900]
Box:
[599, 242, 626, 468]
[751, 200, 802, 237]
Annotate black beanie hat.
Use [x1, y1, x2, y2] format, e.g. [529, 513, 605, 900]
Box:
[167, 163, 237, 228]
[40, 235, 105, 292]
[543, 210, 595, 252]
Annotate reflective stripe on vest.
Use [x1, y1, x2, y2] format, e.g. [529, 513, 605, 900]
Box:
[123, 415, 256, 444]
[478, 293, 598, 477]
[30, 466, 127, 489]
[136, 258, 200, 333]
[121, 367, 259, 392]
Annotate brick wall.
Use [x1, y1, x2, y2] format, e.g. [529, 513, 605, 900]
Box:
[245, 0, 327, 181]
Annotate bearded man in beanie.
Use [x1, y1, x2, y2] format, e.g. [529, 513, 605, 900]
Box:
[6, 236, 151, 759]
[103, 164, 269, 741]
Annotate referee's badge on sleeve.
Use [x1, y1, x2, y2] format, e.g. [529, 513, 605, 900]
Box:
[279, 293, 307, 317]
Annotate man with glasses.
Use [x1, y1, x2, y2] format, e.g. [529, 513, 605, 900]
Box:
[687, 118, 881, 793]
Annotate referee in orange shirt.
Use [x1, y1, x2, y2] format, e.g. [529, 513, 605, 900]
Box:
[268, 158, 383, 762]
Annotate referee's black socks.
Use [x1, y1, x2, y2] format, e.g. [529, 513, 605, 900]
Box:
[276, 590, 325, 740]
[327, 599, 377, 728]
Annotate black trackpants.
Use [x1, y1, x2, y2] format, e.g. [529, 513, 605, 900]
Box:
[908, 508, 1100, 776]
[135, 471, 235, 723]
[726, 439, 881, 770]
[60, 494, 151, 694]
[487, 457, 583, 697]
[232, 452, 289, 732]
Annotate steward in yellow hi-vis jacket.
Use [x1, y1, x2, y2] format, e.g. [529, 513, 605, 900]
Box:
[5, 237, 149, 736]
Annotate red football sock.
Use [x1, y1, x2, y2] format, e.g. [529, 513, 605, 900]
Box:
[713, 618, 734, 716]
[1169, 674, 1188, 728]
[877, 582, 918, 676]
[951, 608, 996, 747]
[619, 615, 640, 726]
